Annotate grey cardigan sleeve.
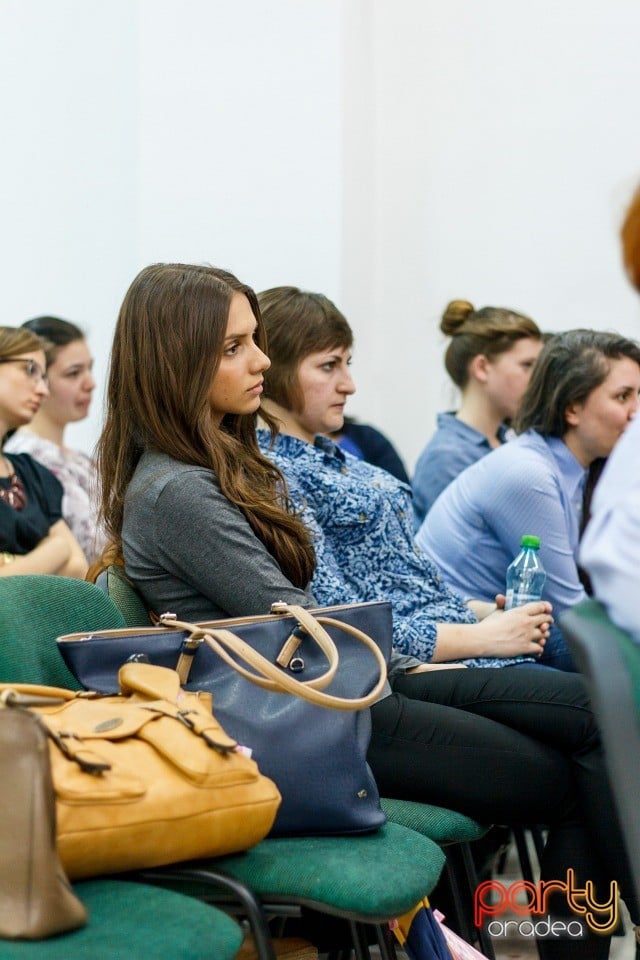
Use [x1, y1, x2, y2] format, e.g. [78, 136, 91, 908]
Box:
[149, 467, 315, 616]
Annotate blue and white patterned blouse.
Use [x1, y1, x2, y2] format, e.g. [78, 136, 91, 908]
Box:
[258, 430, 531, 669]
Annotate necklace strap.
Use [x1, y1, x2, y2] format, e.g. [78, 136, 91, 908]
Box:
[0, 467, 27, 511]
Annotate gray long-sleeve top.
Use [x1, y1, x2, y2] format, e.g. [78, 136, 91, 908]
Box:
[123, 450, 315, 621]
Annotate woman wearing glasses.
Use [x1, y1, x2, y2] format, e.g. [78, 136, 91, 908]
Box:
[0, 326, 88, 577]
[5, 317, 102, 561]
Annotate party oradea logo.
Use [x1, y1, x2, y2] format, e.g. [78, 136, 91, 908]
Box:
[474, 869, 618, 940]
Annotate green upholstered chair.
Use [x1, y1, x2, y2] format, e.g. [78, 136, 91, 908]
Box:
[0, 575, 274, 959]
[562, 598, 640, 902]
[0, 574, 448, 960]
[0, 880, 243, 960]
[143, 825, 445, 959]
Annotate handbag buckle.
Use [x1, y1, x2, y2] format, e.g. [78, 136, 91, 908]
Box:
[47, 729, 111, 776]
[270, 601, 289, 614]
[176, 709, 237, 755]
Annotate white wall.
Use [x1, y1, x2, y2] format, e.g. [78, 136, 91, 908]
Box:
[2, 0, 640, 469]
[0, 0, 343, 453]
[342, 0, 640, 467]
[0, 1, 138, 453]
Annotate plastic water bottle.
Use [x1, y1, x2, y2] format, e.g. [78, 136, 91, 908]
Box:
[505, 535, 546, 609]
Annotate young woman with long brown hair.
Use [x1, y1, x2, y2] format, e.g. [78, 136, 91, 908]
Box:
[93, 263, 314, 616]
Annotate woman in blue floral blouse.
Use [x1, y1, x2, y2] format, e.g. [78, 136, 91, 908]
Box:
[256, 284, 638, 959]
[256, 286, 551, 670]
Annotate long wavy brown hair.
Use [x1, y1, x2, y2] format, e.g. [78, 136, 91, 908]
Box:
[92, 263, 315, 588]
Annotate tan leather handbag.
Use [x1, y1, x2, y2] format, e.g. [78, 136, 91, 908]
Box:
[0, 703, 88, 939]
[0, 662, 281, 880]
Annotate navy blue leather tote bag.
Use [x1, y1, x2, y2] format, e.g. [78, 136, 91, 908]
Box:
[58, 601, 392, 837]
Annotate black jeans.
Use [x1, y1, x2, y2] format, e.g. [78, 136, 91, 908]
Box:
[368, 667, 637, 960]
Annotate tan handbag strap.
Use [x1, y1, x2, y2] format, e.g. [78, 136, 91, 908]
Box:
[0, 690, 68, 708]
[160, 604, 388, 711]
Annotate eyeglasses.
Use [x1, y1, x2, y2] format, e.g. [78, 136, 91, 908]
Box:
[0, 358, 48, 384]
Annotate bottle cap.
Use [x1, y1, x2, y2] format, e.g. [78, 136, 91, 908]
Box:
[520, 534, 541, 549]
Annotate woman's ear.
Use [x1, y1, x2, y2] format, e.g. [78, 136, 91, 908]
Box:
[564, 402, 581, 428]
[468, 354, 490, 384]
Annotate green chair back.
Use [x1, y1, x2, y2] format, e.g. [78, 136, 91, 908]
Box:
[104, 565, 152, 626]
[0, 576, 125, 687]
[562, 598, 640, 903]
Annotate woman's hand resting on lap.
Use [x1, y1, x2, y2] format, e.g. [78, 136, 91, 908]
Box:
[475, 601, 552, 659]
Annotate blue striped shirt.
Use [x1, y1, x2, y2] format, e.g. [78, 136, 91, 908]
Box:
[412, 412, 509, 526]
[416, 431, 587, 669]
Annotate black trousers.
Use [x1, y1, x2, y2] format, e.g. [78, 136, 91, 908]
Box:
[368, 667, 637, 960]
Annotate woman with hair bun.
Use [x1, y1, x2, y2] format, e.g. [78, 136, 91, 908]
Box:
[412, 300, 543, 525]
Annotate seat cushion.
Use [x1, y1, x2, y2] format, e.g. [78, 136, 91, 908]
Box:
[159, 822, 445, 921]
[381, 797, 489, 844]
[0, 880, 243, 960]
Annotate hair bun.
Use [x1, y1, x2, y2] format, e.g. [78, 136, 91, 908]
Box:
[441, 300, 474, 335]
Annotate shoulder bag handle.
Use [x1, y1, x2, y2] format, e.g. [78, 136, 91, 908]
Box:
[159, 603, 388, 711]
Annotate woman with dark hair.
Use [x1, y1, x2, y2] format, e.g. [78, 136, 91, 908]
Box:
[5, 316, 100, 560]
[0, 326, 87, 577]
[412, 300, 544, 524]
[251, 284, 639, 960]
[93, 265, 638, 959]
[417, 329, 640, 670]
